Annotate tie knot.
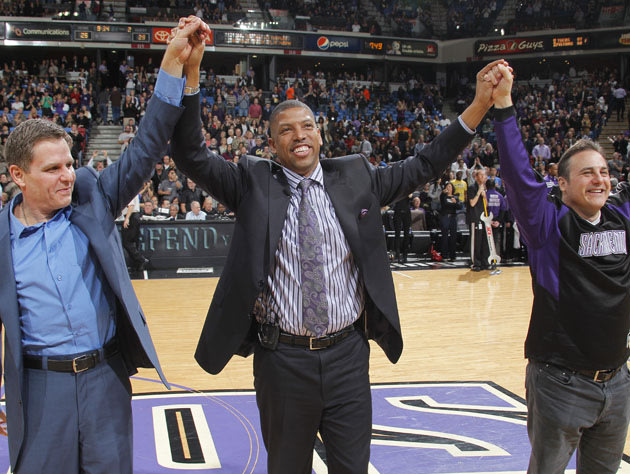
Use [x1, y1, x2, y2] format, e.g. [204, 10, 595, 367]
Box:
[298, 179, 313, 194]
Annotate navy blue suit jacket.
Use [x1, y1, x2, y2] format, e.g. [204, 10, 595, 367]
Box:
[0, 95, 182, 470]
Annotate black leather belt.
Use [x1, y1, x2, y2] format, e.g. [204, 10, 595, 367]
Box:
[279, 325, 355, 350]
[575, 366, 623, 383]
[24, 339, 119, 373]
[543, 361, 624, 383]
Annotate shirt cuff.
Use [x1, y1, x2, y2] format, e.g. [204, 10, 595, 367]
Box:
[457, 115, 475, 135]
[154, 69, 186, 107]
[493, 105, 516, 122]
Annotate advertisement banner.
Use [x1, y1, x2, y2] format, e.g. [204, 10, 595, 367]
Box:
[117, 220, 234, 271]
[475, 34, 595, 56]
[215, 30, 302, 48]
[6, 22, 71, 41]
[152, 26, 213, 45]
[383, 39, 437, 57]
[593, 29, 630, 48]
[475, 37, 545, 55]
[599, 4, 626, 26]
[304, 35, 362, 52]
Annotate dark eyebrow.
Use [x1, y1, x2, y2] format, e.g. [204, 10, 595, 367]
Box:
[577, 165, 608, 172]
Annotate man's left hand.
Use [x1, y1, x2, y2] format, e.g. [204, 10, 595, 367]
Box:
[473, 59, 512, 111]
[161, 16, 210, 78]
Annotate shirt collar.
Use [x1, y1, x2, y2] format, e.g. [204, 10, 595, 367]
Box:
[9, 193, 72, 239]
[282, 162, 324, 193]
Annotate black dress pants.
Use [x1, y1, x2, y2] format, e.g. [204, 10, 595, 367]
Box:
[254, 329, 372, 474]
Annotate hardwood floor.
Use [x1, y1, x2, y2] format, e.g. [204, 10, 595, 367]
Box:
[131, 266, 630, 454]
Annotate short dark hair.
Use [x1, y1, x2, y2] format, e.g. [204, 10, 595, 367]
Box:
[269, 100, 315, 137]
[558, 139, 605, 179]
[6, 119, 72, 171]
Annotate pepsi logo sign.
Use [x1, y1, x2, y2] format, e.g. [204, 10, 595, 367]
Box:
[317, 36, 350, 50]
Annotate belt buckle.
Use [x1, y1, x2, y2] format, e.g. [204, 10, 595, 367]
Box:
[309, 337, 323, 351]
[593, 369, 615, 383]
[72, 354, 91, 373]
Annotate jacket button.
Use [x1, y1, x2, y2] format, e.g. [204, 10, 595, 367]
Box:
[257, 280, 264, 288]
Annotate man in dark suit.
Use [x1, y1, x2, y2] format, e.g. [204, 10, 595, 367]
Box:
[172, 52, 506, 473]
[0, 17, 210, 473]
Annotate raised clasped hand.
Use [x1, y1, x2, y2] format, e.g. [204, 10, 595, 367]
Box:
[165, 16, 210, 69]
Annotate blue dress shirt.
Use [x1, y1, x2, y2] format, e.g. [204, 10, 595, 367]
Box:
[10, 69, 186, 356]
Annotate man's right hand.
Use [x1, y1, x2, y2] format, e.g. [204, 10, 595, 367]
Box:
[487, 63, 514, 109]
[161, 16, 210, 79]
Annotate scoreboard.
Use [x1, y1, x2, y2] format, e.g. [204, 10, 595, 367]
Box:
[73, 24, 151, 44]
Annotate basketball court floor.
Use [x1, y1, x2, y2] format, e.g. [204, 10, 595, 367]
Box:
[1, 266, 629, 473]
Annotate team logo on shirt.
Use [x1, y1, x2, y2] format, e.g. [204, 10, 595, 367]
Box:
[578, 230, 627, 257]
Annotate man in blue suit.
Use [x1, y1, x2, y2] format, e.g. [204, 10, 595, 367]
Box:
[0, 17, 210, 473]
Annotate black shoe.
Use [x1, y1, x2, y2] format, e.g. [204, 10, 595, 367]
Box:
[471, 265, 481, 272]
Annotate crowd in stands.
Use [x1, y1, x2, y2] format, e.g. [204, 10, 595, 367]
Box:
[0, 1, 52, 17]
[126, 0, 243, 24]
[446, 0, 504, 39]
[257, 0, 381, 34]
[3, 0, 623, 42]
[0, 51, 629, 264]
[509, 0, 606, 34]
[392, 0, 434, 38]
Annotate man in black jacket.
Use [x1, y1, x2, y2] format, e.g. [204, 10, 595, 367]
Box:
[172, 43, 507, 473]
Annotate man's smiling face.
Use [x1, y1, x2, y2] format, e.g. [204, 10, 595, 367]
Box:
[269, 106, 322, 177]
[559, 150, 611, 221]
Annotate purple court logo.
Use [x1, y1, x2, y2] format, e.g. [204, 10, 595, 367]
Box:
[1, 382, 629, 472]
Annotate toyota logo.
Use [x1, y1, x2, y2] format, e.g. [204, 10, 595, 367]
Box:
[153, 29, 170, 43]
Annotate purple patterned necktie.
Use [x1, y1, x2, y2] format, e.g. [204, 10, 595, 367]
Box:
[298, 179, 329, 336]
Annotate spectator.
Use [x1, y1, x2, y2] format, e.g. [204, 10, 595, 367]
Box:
[467, 167, 490, 271]
[110, 86, 122, 125]
[186, 200, 207, 220]
[158, 168, 182, 203]
[166, 203, 184, 220]
[118, 124, 135, 152]
[532, 136, 551, 164]
[439, 181, 459, 261]
[485, 179, 506, 259]
[613, 84, 626, 121]
[452, 170, 468, 203]
[180, 178, 203, 214]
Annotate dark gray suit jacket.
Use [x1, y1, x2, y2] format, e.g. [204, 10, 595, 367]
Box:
[0, 95, 181, 470]
[172, 95, 474, 375]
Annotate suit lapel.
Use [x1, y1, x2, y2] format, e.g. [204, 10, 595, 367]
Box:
[69, 205, 125, 300]
[322, 167, 362, 259]
[0, 208, 25, 378]
[267, 164, 291, 266]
